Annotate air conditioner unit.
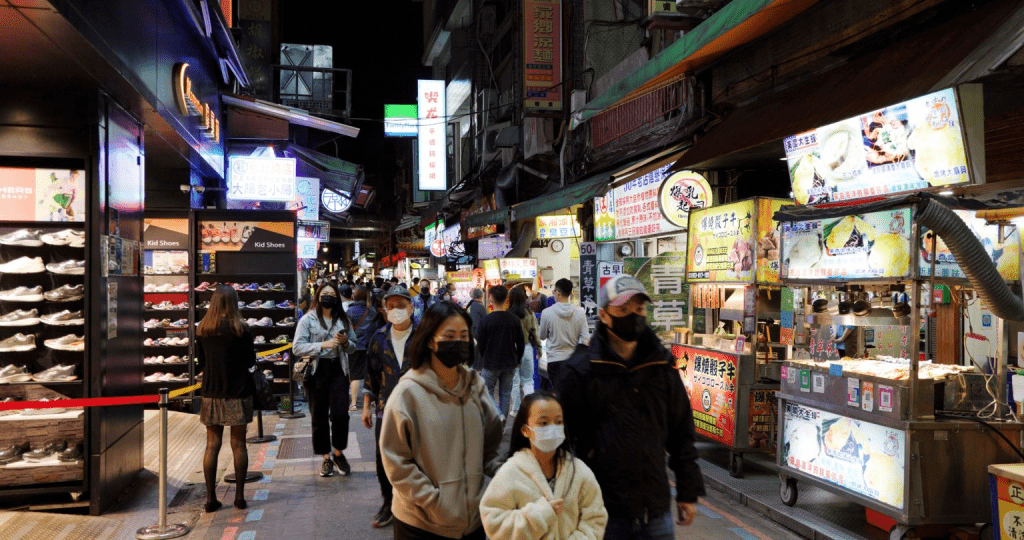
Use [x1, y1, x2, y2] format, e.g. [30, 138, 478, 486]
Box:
[483, 121, 511, 167]
[523, 117, 554, 159]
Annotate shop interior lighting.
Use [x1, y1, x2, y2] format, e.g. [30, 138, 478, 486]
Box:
[938, 190, 954, 196]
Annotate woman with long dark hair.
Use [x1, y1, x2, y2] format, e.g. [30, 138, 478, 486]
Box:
[480, 391, 607, 540]
[292, 282, 357, 477]
[379, 301, 504, 540]
[196, 285, 257, 512]
[508, 286, 540, 416]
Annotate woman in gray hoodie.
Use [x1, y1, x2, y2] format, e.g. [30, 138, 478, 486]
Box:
[380, 301, 504, 540]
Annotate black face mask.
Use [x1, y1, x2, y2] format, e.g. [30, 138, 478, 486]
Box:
[319, 296, 338, 309]
[421, 288, 431, 296]
[434, 340, 471, 368]
[608, 312, 646, 342]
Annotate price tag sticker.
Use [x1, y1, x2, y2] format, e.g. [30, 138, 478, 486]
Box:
[829, 363, 843, 377]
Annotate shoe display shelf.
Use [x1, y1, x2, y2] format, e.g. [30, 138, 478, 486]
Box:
[193, 210, 298, 410]
[0, 222, 86, 492]
[142, 215, 194, 410]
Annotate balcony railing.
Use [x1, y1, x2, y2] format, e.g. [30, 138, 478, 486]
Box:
[591, 76, 690, 149]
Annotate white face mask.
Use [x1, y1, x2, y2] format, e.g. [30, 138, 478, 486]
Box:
[528, 424, 565, 453]
[387, 308, 411, 325]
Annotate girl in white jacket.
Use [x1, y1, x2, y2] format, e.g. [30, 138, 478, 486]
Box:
[480, 391, 607, 540]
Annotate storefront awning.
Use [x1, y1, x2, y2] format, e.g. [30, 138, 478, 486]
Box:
[570, 0, 820, 129]
[510, 173, 611, 221]
[666, 0, 1024, 173]
[223, 94, 360, 138]
[286, 143, 364, 194]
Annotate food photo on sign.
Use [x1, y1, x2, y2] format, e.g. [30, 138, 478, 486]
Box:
[686, 200, 756, 282]
[781, 207, 912, 280]
[785, 87, 976, 205]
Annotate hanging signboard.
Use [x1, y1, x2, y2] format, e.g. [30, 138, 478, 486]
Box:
[227, 156, 296, 202]
[536, 214, 581, 239]
[613, 165, 683, 239]
[465, 195, 499, 239]
[384, 104, 418, 137]
[320, 187, 352, 215]
[658, 171, 714, 228]
[675, 345, 738, 446]
[579, 242, 598, 328]
[597, 261, 623, 290]
[784, 87, 978, 205]
[523, 0, 562, 110]
[782, 402, 906, 509]
[482, 259, 502, 286]
[686, 199, 757, 283]
[594, 193, 616, 242]
[499, 258, 538, 283]
[297, 220, 330, 242]
[297, 239, 318, 259]
[755, 198, 785, 283]
[625, 254, 688, 333]
[478, 234, 511, 260]
[418, 80, 447, 191]
[919, 209, 1020, 281]
[781, 207, 913, 281]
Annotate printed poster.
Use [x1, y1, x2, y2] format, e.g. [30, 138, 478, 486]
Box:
[625, 255, 687, 333]
[755, 199, 785, 283]
[748, 389, 777, 449]
[785, 88, 971, 205]
[686, 199, 757, 282]
[919, 209, 1020, 281]
[675, 345, 738, 445]
[0, 168, 86, 222]
[198, 221, 295, 252]
[594, 194, 616, 242]
[781, 207, 913, 281]
[144, 218, 189, 249]
[783, 402, 906, 509]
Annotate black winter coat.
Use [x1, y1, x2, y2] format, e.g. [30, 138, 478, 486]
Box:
[555, 323, 705, 519]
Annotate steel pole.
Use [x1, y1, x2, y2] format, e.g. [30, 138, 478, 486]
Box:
[137, 389, 190, 539]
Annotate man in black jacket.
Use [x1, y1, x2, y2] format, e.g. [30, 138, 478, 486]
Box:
[476, 285, 525, 419]
[555, 274, 704, 539]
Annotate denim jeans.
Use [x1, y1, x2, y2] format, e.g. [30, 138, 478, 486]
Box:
[482, 367, 517, 418]
[603, 510, 675, 540]
[509, 344, 535, 414]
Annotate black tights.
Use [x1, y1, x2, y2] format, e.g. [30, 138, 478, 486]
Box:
[204, 425, 249, 508]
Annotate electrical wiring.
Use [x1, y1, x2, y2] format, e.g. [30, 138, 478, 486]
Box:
[934, 412, 1024, 462]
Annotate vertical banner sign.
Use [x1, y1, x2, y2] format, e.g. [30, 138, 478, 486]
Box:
[594, 194, 616, 242]
[579, 242, 598, 329]
[523, 0, 562, 110]
[418, 80, 447, 191]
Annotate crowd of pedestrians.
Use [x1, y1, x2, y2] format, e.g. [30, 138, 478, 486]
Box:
[199, 271, 704, 540]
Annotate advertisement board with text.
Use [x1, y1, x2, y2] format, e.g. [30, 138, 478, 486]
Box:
[0, 167, 86, 222]
[674, 345, 738, 445]
[686, 200, 757, 283]
[919, 209, 1019, 281]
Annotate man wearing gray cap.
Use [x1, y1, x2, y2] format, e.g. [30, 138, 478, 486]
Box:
[362, 285, 417, 528]
[555, 275, 704, 540]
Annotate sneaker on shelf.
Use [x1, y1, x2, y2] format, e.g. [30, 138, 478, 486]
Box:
[178, 337, 190, 346]
[0, 442, 31, 464]
[253, 335, 266, 344]
[174, 302, 189, 309]
[164, 355, 182, 364]
[275, 300, 296, 309]
[245, 301, 263, 309]
[58, 441, 83, 462]
[230, 283, 243, 291]
[23, 397, 68, 415]
[44, 335, 84, 352]
[172, 283, 190, 292]
[143, 319, 162, 329]
[143, 283, 157, 293]
[143, 338, 155, 347]
[244, 283, 259, 291]
[154, 283, 175, 293]
[168, 319, 189, 328]
[281, 353, 291, 364]
[0, 257, 45, 274]
[152, 301, 173, 310]
[275, 317, 297, 327]
[0, 309, 40, 327]
[0, 229, 43, 247]
[41, 229, 84, 247]
[143, 356, 157, 365]
[271, 335, 289, 344]
[244, 318, 259, 326]
[44, 284, 84, 303]
[46, 260, 85, 275]
[0, 333, 35, 352]
[254, 317, 274, 327]
[259, 300, 276, 309]
[32, 364, 77, 382]
[194, 282, 217, 292]
[0, 365, 31, 383]
[197, 301, 210, 309]
[144, 372, 164, 382]
[23, 440, 67, 462]
[319, 458, 335, 477]
[41, 310, 83, 326]
[258, 283, 275, 291]
[271, 283, 287, 291]
[0, 286, 44, 302]
[171, 373, 190, 382]
[263, 369, 274, 379]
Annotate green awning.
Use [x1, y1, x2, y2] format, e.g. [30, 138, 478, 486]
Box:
[570, 0, 820, 129]
[286, 143, 364, 193]
[511, 173, 611, 221]
[463, 207, 509, 229]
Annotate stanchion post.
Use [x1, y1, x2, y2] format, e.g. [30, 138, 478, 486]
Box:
[246, 409, 277, 444]
[279, 358, 305, 419]
[137, 389, 190, 539]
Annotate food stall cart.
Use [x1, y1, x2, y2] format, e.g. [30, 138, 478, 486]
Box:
[774, 199, 1024, 540]
[676, 197, 789, 477]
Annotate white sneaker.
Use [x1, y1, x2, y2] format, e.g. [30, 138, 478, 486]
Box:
[0, 257, 45, 274]
[41, 229, 84, 247]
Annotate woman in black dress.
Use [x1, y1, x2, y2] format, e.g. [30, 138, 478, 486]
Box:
[196, 285, 257, 512]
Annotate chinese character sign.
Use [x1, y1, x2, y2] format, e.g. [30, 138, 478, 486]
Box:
[675, 345, 738, 445]
[686, 200, 757, 282]
[227, 157, 297, 202]
[417, 80, 447, 191]
[579, 243, 598, 330]
[523, 0, 562, 110]
[594, 194, 616, 241]
[536, 214, 580, 239]
[624, 255, 687, 334]
[785, 88, 972, 205]
[659, 171, 713, 229]
[783, 403, 905, 509]
[755, 199, 786, 283]
[612, 165, 685, 239]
